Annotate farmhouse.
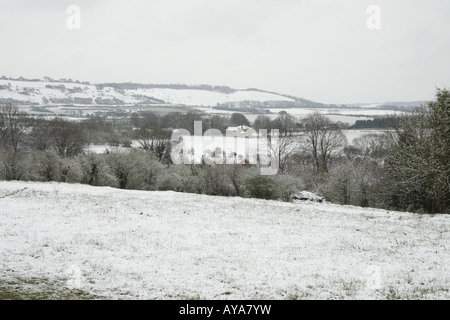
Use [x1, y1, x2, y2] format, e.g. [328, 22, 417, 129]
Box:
[226, 125, 257, 137]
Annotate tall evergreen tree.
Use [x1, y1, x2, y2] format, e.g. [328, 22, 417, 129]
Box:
[386, 89, 449, 213]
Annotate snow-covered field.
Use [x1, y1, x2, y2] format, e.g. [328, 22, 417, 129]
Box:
[268, 107, 402, 117]
[342, 129, 388, 144]
[0, 181, 448, 300]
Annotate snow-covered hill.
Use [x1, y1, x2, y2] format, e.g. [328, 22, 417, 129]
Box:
[1, 181, 448, 300]
[0, 77, 310, 108]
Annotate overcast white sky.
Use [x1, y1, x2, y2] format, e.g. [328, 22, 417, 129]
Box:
[0, 0, 449, 104]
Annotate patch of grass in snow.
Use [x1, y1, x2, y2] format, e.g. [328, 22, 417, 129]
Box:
[385, 287, 405, 300]
[384, 285, 449, 300]
[285, 278, 368, 300]
[279, 284, 317, 300]
[409, 287, 444, 299]
[327, 278, 366, 299]
[164, 293, 204, 300]
[0, 277, 99, 300]
[286, 291, 312, 300]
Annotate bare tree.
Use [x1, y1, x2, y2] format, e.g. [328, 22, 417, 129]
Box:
[134, 127, 172, 162]
[29, 119, 54, 151]
[0, 104, 28, 152]
[272, 112, 298, 136]
[50, 118, 87, 158]
[0, 104, 30, 180]
[301, 112, 347, 173]
[252, 115, 272, 131]
[259, 129, 299, 174]
[353, 133, 389, 158]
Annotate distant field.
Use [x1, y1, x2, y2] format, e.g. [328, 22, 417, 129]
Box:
[1, 181, 448, 300]
[342, 129, 389, 143]
[17, 102, 404, 127]
[19, 104, 189, 115]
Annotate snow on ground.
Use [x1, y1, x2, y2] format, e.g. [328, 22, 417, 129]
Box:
[129, 88, 294, 106]
[268, 108, 401, 117]
[86, 143, 137, 155]
[342, 130, 389, 144]
[0, 181, 448, 300]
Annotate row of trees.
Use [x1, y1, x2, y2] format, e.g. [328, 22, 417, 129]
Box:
[1, 89, 448, 213]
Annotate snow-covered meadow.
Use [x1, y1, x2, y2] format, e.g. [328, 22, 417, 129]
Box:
[0, 181, 448, 300]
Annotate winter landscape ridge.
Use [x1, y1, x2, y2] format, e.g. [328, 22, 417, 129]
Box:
[0, 181, 448, 300]
[0, 76, 426, 110]
[0, 76, 312, 108]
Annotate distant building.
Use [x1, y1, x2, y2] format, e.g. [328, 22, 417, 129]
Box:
[226, 125, 257, 137]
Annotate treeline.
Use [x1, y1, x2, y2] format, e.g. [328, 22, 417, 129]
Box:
[95, 83, 236, 94]
[0, 89, 448, 213]
[350, 117, 394, 129]
[0, 75, 90, 85]
[0, 109, 297, 199]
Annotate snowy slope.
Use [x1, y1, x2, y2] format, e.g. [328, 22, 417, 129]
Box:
[0, 181, 448, 300]
[0, 78, 296, 107]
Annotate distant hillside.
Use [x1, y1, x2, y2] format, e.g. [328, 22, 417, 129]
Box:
[0, 76, 323, 108]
